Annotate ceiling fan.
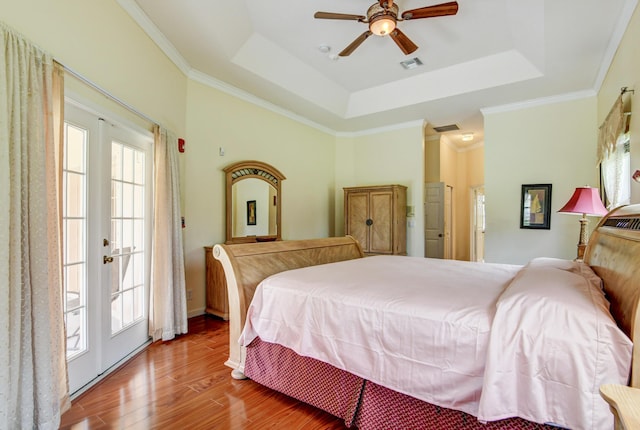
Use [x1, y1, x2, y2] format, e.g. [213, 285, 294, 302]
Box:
[314, 1, 458, 57]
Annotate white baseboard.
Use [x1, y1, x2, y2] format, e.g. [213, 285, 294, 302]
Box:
[187, 307, 206, 318]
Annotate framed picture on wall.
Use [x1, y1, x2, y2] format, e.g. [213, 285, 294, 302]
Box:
[247, 200, 256, 225]
[520, 184, 552, 229]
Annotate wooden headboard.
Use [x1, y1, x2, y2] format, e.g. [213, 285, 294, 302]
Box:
[584, 203, 640, 387]
[213, 236, 364, 378]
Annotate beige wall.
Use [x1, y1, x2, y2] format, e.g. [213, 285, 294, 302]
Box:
[424, 137, 441, 183]
[0, 0, 187, 134]
[184, 80, 337, 314]
[483, 96, 599, 264]
[335, 125, 424, 257]
[598, 4, 640, 203]
[466, 146, 485, 187]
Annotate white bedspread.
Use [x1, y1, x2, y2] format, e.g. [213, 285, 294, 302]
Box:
[240, 255, 521, 416]
[239, 255, 632, 429]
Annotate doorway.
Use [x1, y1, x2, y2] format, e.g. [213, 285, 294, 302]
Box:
[63, 102, 152, 394]
[470, 186, 485, 262]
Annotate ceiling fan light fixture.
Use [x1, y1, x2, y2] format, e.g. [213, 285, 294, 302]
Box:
[369, 16, 396, 36]
[315, 1, 458, 56]
[366, 2, 399, 36]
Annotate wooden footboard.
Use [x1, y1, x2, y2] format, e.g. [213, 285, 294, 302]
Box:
[213, 236, 364, 378]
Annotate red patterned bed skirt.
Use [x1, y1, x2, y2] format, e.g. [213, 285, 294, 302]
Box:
[245, 338, 558, 429]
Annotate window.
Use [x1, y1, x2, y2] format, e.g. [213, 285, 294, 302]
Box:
[601, 132, 630, 209]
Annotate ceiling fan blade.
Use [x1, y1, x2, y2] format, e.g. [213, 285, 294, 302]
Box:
[314, 11, 366, 21]
[389, 28, 418, 55]
[401, 1, 458, 20]
[339, 31, 373, 56]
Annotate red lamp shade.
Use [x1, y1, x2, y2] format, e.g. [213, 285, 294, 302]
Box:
[558, 187, 608, 216]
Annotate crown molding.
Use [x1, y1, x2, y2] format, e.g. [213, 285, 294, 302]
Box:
[593, 0, 638, 91]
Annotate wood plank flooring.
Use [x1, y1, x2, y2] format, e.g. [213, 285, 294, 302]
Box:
[60, 315, 346, 429]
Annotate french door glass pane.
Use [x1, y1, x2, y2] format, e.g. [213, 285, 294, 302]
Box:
[63, 122, 88, 360]
[110, 141, 146, 335]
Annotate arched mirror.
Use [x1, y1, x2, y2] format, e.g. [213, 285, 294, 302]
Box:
[224, 160, 286, 243]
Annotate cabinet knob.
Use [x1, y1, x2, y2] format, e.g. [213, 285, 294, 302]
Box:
[366, 219, 373, 226]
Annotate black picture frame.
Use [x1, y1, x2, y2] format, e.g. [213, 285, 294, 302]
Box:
[520, 184, 552, 229]
[247, 200, 256, 225]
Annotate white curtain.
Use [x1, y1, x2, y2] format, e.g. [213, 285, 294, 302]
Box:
[149, 126, 188, 341]
[0, 23, 69, 429]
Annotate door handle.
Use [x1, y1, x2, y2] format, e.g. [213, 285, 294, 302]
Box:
[103, 255, 114, 264]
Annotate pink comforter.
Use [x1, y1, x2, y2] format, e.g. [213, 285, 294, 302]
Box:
[239, 256, 632, 429]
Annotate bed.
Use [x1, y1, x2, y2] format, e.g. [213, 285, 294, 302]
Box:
[213, 204, 640, 429]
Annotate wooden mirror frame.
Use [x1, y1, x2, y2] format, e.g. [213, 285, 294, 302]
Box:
[224, 160, 286, 244]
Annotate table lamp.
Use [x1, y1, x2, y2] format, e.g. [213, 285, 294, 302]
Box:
[558, 186, 609, 260]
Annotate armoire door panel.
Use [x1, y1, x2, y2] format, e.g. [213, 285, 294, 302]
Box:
[370, 191, 393, 254]
[347, 192, 369, 251]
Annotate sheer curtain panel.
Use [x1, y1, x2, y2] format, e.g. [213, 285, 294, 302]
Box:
[149, 126, 188, 341]
[0, 23, 69, 429]
[602, 133, 631, 208]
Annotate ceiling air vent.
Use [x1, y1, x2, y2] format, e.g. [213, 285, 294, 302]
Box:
[400, 57, 423, 70]
[433, 124, 460, 133]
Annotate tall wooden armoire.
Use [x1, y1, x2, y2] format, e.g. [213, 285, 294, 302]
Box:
[344, 185, 407, 255]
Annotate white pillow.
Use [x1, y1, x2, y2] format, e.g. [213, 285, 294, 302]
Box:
[477, 257, 632, 430]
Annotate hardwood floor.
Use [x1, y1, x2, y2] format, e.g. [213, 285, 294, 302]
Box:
[60, 315, 346, 429]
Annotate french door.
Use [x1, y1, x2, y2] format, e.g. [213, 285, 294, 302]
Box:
[63, 102, 152, 394]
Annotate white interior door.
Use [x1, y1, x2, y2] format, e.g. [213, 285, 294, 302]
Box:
[63, 102, 152, 394]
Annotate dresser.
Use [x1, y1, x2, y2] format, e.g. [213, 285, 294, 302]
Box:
[344, 185, 407, 255]
[204, 246, 228, 320]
